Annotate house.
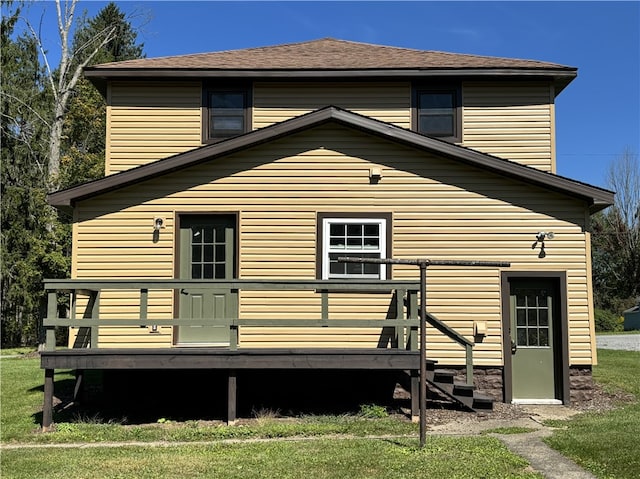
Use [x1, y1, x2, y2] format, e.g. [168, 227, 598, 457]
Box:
[41, 39, 614, 427]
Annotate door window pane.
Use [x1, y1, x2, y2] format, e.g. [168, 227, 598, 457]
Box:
[514, 287, 552, 348]
[190, 224, 230, 279]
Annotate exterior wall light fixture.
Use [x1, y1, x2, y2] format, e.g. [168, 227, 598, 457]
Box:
[154, 217, 164, 231]
[532, 231, 554, 258]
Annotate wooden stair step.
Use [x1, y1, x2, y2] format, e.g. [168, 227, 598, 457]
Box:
[433, 369, 455, 384]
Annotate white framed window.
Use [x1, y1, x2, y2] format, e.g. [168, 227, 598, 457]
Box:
[321, 218, 387, 280]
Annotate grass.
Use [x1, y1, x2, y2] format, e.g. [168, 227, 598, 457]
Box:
[0, 356, 542, 478]
[2, 437, 541, 479]
[4, 351, 638, 478]
[545, 349, 640, 479]
[0, 347, 37, 356]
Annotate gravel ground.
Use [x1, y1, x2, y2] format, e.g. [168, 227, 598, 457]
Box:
[596, 334, 640, 351]
[415, 378, 634, 430]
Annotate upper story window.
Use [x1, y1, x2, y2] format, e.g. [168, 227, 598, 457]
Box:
[204, 84, 251, 142]
[318, 214, 391, 280]
[413, 84, 461, 143]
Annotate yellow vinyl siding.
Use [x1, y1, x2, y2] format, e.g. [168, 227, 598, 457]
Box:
[462, 82, 554, 171]
[253, 81, 411, 129]
[107, 81, 202, 174]
[105, 80, 557, 175]
[74, 123, 592, 364]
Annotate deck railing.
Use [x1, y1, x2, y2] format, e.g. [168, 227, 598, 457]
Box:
[43, 278, 475, 384]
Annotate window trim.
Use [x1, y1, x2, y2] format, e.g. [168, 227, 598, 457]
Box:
[202, 82, 252, 143]
[316, 213, 392, 280]
[412, 83, 462, 143]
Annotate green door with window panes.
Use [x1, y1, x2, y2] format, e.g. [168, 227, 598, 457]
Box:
[177, 215, 236, 346]
[509, 280, 558, 401]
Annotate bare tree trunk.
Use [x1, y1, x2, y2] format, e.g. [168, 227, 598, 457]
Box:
[27, 0, 116, 190]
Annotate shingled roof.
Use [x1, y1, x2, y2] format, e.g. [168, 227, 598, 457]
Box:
[84, 38, 577, 93]
[87, 38, 574, 71]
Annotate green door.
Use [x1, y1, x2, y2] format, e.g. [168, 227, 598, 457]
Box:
[509, 280, 558, 402]
[177, 215, 236, 346]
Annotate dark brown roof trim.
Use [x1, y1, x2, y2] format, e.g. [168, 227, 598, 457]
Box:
[85, 68, 576, 97]
[48, 106, 612, 214]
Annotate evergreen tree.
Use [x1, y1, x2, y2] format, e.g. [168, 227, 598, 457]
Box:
[1, 4, 68, 345]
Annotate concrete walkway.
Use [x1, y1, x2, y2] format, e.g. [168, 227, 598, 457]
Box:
[496, 429, 596, 479]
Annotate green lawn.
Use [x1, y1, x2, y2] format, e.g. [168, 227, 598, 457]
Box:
[545, 349, 640, 479]
[2, 437, 541, 479]
[3, 351, 638, 479]
[0, 356, 542, 478]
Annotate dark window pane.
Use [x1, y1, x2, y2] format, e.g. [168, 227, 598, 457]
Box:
[517, 328, 527, 346]
[364, 224, 379, 236]
[347, 224, 362, 236]
[212, 117, 244, 131]
[192, 228, 202, 242]
[527, 309, 538, 326]
[363, 237, 379, 249]
[330, 224, 345, 236]
[203, 227, 213, 244]
[346, 262, 363, 275]
[192, 245, 202, 262]
[539, 328, 549, 347]
[528, 328, 539, 346]
[211, 92, 244, 109]
[192, 264, 202, 279]
[516, 294, 525, 307]
[347, 237, 362, 249]
[420, 92, 453, 109]
[215, 263, 226, 279]
[203, 246, 214, 262]
[329, 254, 344, 275]
[203, 264, 214, 279]
[539, 309, 548, 326]
[330, 261, 344, 275]
[419, 116, 453, 136]
[215, 245, 225, 262]
[329, 238, 345, 248]
[363, 262, 379, 276]
[516, 309, 526, 326]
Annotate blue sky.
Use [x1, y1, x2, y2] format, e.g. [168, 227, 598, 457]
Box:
[13, 1, 640, 188]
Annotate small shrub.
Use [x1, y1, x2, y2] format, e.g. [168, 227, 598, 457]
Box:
[358, 404, 388, 418]
[595, 308, 623, 332]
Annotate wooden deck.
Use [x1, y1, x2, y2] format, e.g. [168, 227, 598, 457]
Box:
[40, 348, 423, 428]
[39, 278, 478, 430]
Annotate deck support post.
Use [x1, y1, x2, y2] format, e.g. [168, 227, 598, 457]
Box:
[418, 260, 427, 448]
[43, 369, 54, 430]
[410, 369, 420, 422]
[227, 369, 237, 425]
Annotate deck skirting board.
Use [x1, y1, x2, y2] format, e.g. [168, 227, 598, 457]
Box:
[40, 348, 422, 370]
